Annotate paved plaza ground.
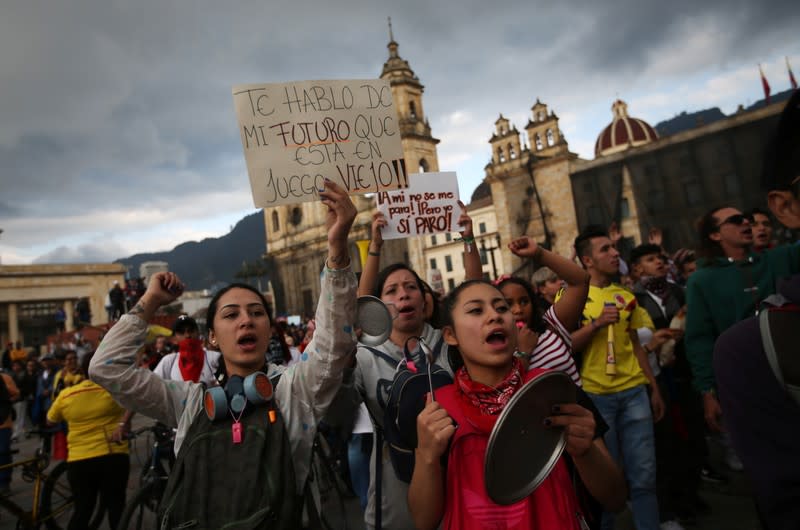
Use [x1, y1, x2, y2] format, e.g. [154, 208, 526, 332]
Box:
[0, 415, 761, 530]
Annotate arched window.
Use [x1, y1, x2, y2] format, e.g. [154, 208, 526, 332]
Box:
[497, 147, 505, 163]
[271, 211, 280, 231]
[546, 128, 555, 146]
[509, 144, 516, 159]
[419, 158, 429, 173]
[409, 101, 417, 119]
[535, 133, 543, 150]
[539, 111, 545, 122]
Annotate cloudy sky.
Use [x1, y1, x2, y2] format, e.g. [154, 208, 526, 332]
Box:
[1, 0, 797, 265]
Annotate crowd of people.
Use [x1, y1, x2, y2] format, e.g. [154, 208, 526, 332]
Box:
[0, 93, 797, 530]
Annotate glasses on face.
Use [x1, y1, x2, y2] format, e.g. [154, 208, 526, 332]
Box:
[717, 213, 753, 229]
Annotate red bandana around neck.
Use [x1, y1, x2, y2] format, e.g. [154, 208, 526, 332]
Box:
[178, 338, 205, 383]
[455, 358, 524, 417]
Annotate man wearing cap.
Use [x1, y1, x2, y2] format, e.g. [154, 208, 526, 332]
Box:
[153, 316, 221, 386]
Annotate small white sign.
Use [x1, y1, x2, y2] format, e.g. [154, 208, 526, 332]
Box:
[376, 172, 462, 239]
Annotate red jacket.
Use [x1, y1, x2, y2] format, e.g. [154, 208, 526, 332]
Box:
[436, 368, 583, 530]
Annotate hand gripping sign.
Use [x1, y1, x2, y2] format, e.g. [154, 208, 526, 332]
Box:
[232, 79, 407, 207]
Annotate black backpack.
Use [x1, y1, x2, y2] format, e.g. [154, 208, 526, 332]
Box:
[157, 398, 300, 529]
[382, 337, 452, 483]
[760, 307, 800, 406]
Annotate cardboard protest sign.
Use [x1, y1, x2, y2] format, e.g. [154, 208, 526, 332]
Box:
[232, 79, 407, 207]
[376, 172, 462, 239]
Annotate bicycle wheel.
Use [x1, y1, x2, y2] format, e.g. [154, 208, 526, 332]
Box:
[116, 481, 161, 530]
[39, 461, 105, 530]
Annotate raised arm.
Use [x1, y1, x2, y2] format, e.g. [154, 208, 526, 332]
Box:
[358, 211, 386, 297]
[508, 236, 590, 330]
[458, 201, 483, 281]
[277, 179, 358, 424]
[89, 272, 194, 427]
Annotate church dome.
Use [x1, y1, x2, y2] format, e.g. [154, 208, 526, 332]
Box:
[595, 100, 658, 157]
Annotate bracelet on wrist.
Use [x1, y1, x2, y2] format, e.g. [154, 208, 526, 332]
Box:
[456, 236, 475, 244]
[513, 350, 532, 361]
[368, 251, 381, 257]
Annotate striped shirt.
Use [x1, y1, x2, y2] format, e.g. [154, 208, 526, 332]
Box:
[528, 306, 582, 386]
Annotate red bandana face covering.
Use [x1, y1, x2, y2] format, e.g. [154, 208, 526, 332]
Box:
[178, 338, 205, 383]
[455, 358, 524, 416]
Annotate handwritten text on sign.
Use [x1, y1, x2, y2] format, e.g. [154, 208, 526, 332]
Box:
[232, 79, 407, 207]
[376, 172, 462, 239]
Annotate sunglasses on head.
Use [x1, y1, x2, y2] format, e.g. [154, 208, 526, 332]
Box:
[717, 213, 753, 228]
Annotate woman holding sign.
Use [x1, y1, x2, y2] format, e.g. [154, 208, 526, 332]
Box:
[89, 181, 359, 529]
[349, 203, 482, 530]
[408, 279, 625, 530]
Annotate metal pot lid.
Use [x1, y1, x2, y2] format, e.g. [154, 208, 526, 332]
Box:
[356, 295, 392, 347]
[484, 370, 577, 505]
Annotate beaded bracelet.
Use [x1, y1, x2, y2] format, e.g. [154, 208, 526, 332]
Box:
[456, 236, 475, 252]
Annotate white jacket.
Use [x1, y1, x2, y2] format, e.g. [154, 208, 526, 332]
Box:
[89, 266, 357, 494]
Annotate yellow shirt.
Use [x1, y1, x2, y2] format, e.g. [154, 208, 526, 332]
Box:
[0, 373, 20, 429]
[47, 380, 128, 462]
[574, 284, 654, 395]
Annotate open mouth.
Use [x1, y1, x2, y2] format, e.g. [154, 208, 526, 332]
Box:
[237, 333, 258, 351]
[397, 305, 415, 316]
[486, 329, 508, 346]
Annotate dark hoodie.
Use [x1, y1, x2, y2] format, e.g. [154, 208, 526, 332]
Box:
[714, 273, 800, 530]
[685, 244, 799, 393]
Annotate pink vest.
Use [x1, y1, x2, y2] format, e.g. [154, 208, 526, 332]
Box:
[436, 368, 583, 530]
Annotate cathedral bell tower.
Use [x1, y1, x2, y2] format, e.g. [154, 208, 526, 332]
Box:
[380, 18, 441, 274]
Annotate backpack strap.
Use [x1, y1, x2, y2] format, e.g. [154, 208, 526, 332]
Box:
[362, 346, 401, 370]
[760, 308, 800, 406]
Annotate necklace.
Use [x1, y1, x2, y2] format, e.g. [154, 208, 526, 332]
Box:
[229, 396, 248, 444]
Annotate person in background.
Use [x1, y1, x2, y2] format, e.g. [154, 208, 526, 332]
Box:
[153, 316, 220, 386]
[747, 207, 774, 252]
[22, 360, 39, 437]
[109, 281, 126, 321]
[267, 322, 292, 366]
[53, 351, 83, 397]
[530, 265, 562, 311]
[33, 354, 57, 431]
[670, 249, 697, 286]
[47, 352, 130, 530]
[685, 205, 798, 438]
[140, 335, 171, 371]
[1, 343, 12, 372]
[714, 89, 800, 530]
[571, 226, 664, 530]
[0, 369, 20, 495]
[11, 360, 32, 441]
[10, 342, 27, 365]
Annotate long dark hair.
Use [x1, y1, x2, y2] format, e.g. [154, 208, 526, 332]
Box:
[206, 283, 273, 386]
[372, 263, 426, 298]
[696, 206, 726, 261]
[206, 283, 273, 332]
[495, 276, 546, 333]
[441, 279, 501, 372]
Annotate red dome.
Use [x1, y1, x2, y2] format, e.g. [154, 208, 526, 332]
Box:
[595, 100, 658, 157]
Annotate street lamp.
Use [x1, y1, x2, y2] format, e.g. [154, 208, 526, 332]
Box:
[480, 234, 501, 280]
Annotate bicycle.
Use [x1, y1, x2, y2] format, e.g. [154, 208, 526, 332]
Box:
[0, 430, 103, 530]
[116, 423, 174, 530]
